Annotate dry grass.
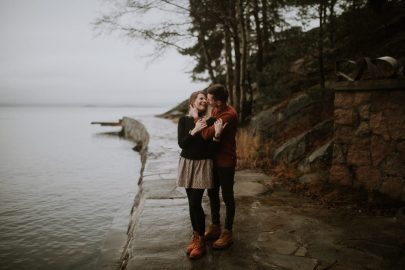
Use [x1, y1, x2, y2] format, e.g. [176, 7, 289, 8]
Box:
[271, 159, 302, 183]
[236, 129, 273, 170]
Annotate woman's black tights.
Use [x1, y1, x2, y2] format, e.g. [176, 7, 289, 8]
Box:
[185, 188, 205, 236]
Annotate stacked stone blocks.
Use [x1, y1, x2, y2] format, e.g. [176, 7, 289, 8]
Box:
[330, 82, 405, 200]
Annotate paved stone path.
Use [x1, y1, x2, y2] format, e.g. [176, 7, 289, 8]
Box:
[122, 116, 405, 270]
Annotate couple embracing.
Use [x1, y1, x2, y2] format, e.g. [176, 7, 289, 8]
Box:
[177, 84, 238, 259]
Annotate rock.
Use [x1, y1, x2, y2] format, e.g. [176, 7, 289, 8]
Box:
[370, 112, 390, 140]
[380, 177, 404, 199]
[234, 181, 268, 197]
[273, 133, 307, 163]
[346, 137, 371, 166]
[132, 143, 143, 152]
[285, 93, 314, 116]
[299, 140, 333, 172]
[334, 91, 354, 108]
[353, 92, 371, 106]
[359, 104, 371, 120]
[122, 117, 150, 148]
[250, 106, 281, 138]
[299, 172, 327, 184]
[334, 125, 355, 143]
[234, 170, 274, 196]
[273, 119, 333, 164]
[355, 121, 371, 136]
[249, 89, 332, 144]
[334, 108, 358, 125]
[308, 140, 334, 164]
[381, 153, 405, 177]
[387, 113, 405, 140]
[370, 91, 404, 112]
[329, 164, 352, 186]
[355, 166, 382, 190]
[294, 245, 308, 256]
[306, 119, 334, 143]
[371, 135, 394, 166]
[290, 58, 306, 74]
[332, 143, 346, 164]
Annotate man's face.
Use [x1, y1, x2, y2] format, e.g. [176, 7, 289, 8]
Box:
[207, 94, 221, 108]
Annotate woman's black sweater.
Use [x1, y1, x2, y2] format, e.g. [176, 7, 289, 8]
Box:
[178, 116, 217, 160]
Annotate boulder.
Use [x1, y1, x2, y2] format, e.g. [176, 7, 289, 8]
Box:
[273, 119, 333, 164]
[249, 86, 334, 146]
[251, 92, 315, 136]
[285, 93, 314, 116]
[273, 133, 307, 164]
[298, 139, 334, 173]
[299, 172, 328, 184]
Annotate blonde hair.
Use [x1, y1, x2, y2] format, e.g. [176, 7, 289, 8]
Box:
[189, 91, 206, 106]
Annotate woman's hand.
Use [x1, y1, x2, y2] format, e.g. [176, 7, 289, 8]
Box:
[188, 105, 199, 120]
[214, 118, 227, 138]
[190, 119, 207, 136]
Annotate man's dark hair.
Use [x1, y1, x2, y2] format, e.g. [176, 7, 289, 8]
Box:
[207, 84, 229, 103]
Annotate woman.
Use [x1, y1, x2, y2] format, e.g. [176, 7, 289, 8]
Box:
[177, 90, 225, 259]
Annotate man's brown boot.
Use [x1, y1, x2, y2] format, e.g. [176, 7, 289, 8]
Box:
[186, 231, 199, 255]
[212, 229, 233, 249]
[204, 224, 221, 241]
[189, 235, 206, 259]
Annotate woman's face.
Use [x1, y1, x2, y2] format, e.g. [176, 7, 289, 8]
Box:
[193, 93, 207, 112]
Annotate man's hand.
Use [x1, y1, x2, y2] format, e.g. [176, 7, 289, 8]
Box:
[214, 118, 228, 138]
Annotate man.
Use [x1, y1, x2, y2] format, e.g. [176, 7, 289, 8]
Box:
[200, 84, 238, 249]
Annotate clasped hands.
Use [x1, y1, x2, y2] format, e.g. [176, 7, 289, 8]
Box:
[189, 105, 227, 137]
[190, 118, 227, 138]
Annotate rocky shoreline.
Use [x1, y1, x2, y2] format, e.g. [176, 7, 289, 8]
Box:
[95, 117, 150, 270]
[116, 115, 181, 269]
[108, 115, 405, 270]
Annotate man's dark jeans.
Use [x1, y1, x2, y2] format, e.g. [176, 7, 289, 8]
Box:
[208, 166, 235, 231]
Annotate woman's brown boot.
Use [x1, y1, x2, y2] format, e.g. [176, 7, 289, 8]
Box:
[189, 235, 206, 259]
[186, 231, 199, 255]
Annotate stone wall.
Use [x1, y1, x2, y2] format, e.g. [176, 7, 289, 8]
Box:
[330, 80, 405, 200]
[121, 117, 150, 185]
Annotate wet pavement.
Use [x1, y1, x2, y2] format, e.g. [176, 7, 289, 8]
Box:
[121, 117, 405, 270]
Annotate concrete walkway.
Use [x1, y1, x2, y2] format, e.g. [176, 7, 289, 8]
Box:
[122, 117, 405, 270]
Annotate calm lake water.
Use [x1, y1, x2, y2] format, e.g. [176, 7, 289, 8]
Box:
[0, 106, 166, 270]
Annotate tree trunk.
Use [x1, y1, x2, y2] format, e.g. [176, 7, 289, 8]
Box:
[328, 0, 337, 48]
[261, 0, 270, 50]
[253, 0, 264, 72]
[230, 0, 241, 113]
[198, 31, 216, 83]
[238, 0, 248, 122]
[224, 23, 234, 105]
[318, 0, 326, 89]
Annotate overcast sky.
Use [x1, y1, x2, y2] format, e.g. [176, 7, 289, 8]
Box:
[0, 0, 206, 107]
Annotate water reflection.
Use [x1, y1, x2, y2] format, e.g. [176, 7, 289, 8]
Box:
[0, 106, 163, 270]
[93, 130, 124, 138]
